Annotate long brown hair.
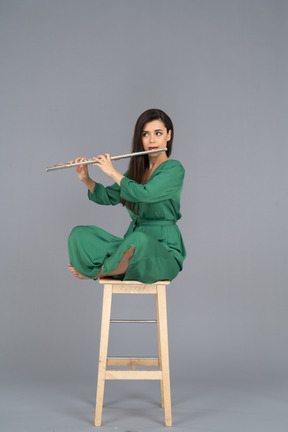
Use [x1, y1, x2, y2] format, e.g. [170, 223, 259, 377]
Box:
[120, 108, 174, 213]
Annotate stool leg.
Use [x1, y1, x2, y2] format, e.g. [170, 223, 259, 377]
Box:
[156, 293, 165, 408]
[95, 284, 113, 426]
[156, 284, 172, 427]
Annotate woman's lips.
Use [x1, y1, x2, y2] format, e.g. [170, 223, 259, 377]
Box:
[149, 147, 158, 150]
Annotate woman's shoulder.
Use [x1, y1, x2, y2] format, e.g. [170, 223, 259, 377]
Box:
[160, 159, 185, 172]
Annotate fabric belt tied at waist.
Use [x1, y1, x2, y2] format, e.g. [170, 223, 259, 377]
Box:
[132, 218, 176, 228]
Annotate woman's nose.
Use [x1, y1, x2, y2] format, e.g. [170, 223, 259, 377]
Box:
[149, 134, 155, 142]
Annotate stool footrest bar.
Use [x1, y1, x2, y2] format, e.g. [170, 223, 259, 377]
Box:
[110, 319, 157, 323]
[108, 356, 159, 359]
[105, 370, 162, 380]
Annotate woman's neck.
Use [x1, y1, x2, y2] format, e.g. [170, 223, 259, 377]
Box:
[141, 154, 169, 184]
[148, 154, 169, 171]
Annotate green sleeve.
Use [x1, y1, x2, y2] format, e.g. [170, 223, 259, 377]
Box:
[88, 182, 121, 206]
[119, 160, 185, 203]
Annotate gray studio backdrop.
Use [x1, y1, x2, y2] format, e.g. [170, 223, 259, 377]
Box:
[1, 0, 287, 404]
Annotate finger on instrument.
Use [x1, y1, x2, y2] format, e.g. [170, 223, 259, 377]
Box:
[75, 157, 86, 167]
[96, 154, 104, 163]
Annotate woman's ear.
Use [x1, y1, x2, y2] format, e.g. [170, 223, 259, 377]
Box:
[167, 130, 172, 142]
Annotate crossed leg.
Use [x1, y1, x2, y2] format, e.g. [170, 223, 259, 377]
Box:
[68, 246, 135, 280]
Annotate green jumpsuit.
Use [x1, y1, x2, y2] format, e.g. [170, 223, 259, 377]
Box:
[68, 159, 186, 283]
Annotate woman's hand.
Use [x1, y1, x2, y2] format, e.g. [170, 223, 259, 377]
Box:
[69, 157, 96, 193]
[94, 153, 124, 185]
[94, 153, 116, 177]
[69, 157, 90, 182]
[70, 154, 124, 188]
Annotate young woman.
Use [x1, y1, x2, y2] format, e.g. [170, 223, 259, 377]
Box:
[68, 108, 186, 284]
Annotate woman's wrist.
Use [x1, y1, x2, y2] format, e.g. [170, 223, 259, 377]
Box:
[82, 176, 96, 193]
[110, 169, 124, 186]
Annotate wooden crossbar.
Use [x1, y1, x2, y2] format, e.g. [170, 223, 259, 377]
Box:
[105, 370, 162, 380]
[107, 358, 159, 367]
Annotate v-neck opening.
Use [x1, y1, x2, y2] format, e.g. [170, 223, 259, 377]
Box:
[145, 159, 170, 183]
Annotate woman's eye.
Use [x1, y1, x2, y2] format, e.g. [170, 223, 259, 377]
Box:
[142, 132, 148, 137]
[156, 132, 162, 136]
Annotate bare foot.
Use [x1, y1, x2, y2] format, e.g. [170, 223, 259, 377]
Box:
[68, 263, 90, 279]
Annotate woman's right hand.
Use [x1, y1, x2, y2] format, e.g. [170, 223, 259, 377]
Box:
[69, 157, 90, 182]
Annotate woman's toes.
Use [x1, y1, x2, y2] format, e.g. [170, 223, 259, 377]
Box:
[68, 263, 89, 279]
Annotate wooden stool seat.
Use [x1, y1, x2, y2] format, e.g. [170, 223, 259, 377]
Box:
[95, 279, 172, 427]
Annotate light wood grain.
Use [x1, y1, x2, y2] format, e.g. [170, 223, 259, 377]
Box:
[107, 358, 159, 367]
[94, 280, 172, 427]
[94, 284, 112, 427]
[157, 284, 172, 426]
[105, 370, 162, 380]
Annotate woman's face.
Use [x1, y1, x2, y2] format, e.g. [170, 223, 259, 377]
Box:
[141, 119, 171, 154]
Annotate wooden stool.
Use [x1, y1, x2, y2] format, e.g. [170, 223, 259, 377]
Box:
[94, 279, 172, 427]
